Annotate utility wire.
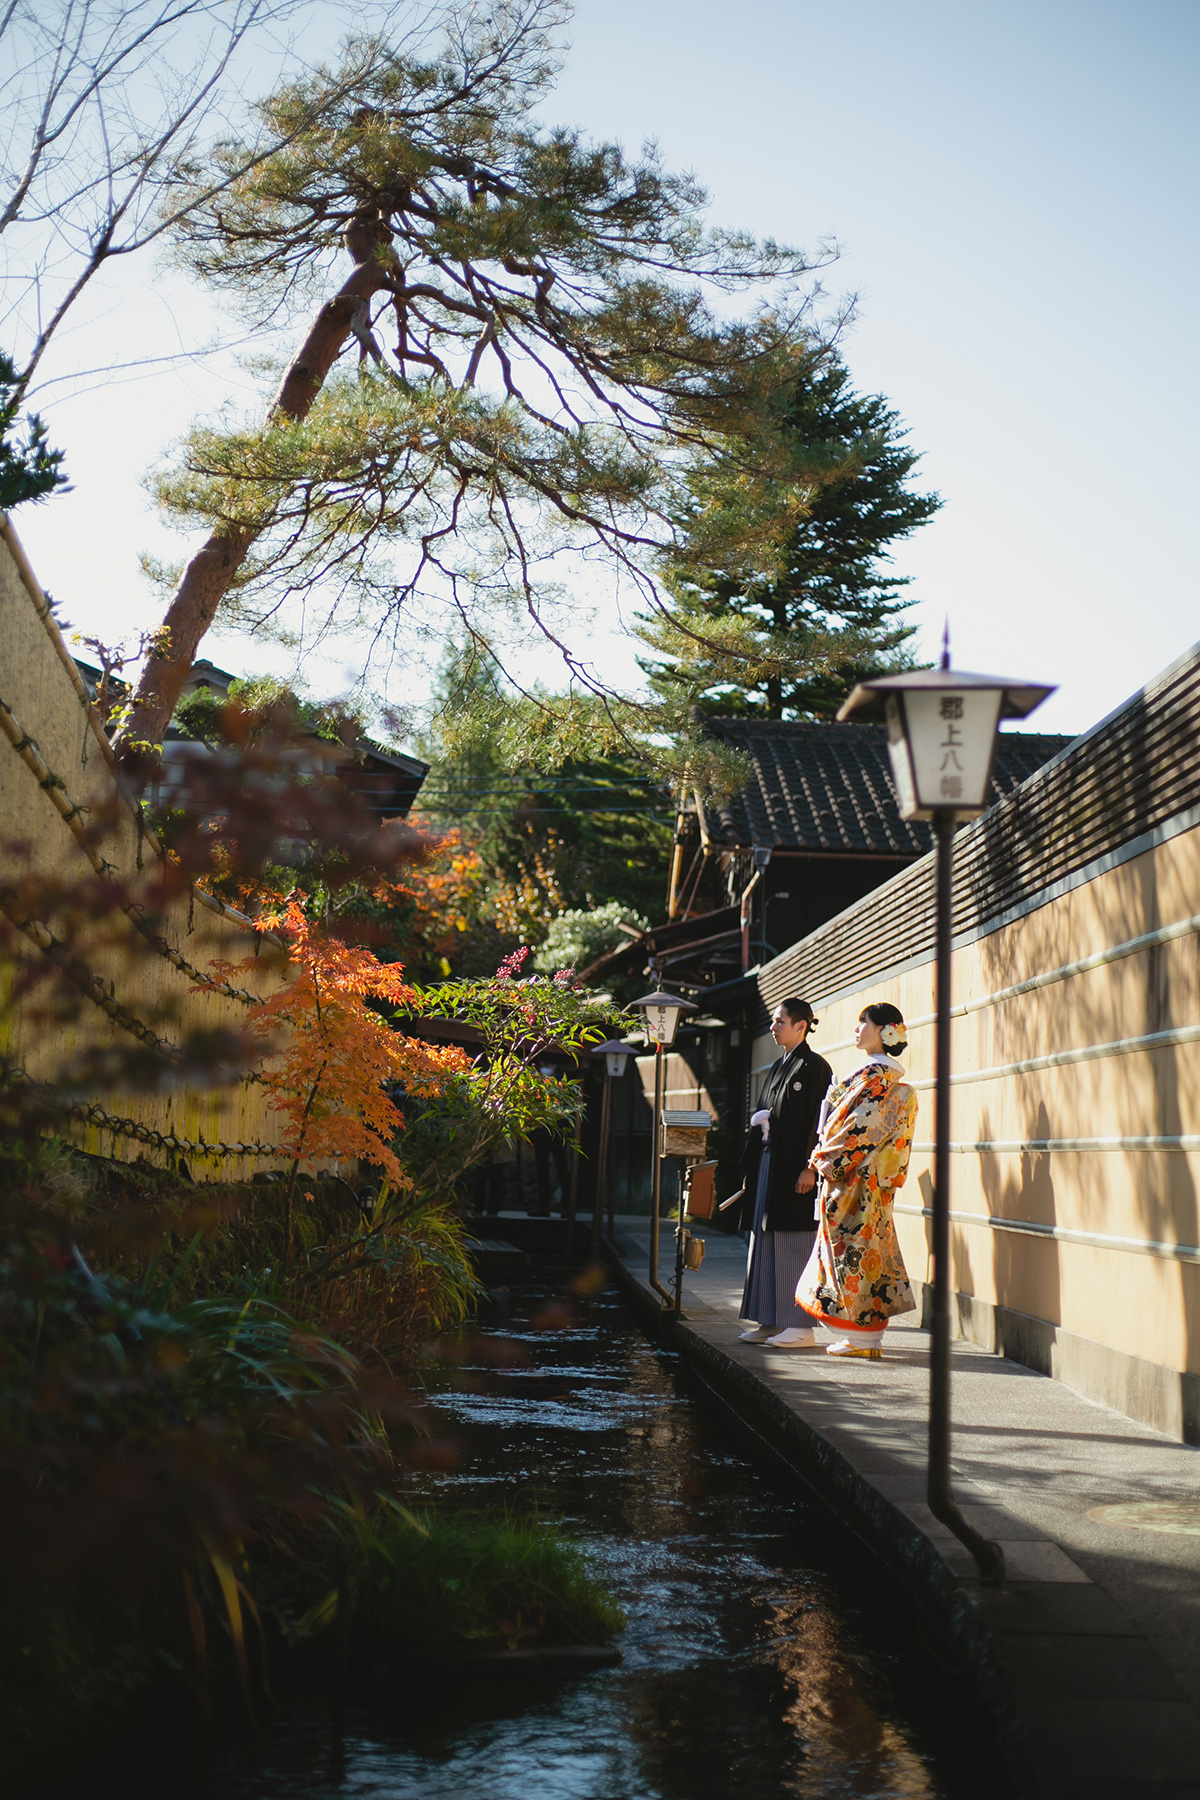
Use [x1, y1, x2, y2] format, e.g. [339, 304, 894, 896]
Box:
[418, 811, 668, 820]
[416, 782, 667, 794]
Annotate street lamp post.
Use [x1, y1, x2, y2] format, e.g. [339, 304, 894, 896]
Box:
[740, 844, 772, 972]
[630, 987, 696, 1306]
[589, 1038, 636, 1258]
[839, 646, 1054, 1585]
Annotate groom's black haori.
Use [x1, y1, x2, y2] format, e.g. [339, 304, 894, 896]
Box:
[736, 998, 834, 1335]
[735, 1033, 832, 1235]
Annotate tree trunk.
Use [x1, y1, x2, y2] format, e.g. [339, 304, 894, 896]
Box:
[114, 256, 388, 760]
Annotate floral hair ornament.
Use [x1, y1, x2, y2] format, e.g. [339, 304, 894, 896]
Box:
[880, 1021, 906, 1049]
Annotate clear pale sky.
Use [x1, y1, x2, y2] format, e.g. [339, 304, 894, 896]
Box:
[14, 0, 1200, 739]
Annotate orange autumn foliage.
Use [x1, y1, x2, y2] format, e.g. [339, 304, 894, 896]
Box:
[219, 899, 469, 1180]
[382, 818, 490, 970]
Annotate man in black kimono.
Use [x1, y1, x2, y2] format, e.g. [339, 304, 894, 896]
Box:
[736, 997, 833, 1348]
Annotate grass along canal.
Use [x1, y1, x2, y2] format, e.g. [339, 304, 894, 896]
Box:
[183, 1265, 1006, 1800]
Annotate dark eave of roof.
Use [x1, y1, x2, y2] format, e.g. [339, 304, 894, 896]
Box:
[334, 745, 429, 820]
[580, 903, 741, 980]
[697, 718, 1078, 857]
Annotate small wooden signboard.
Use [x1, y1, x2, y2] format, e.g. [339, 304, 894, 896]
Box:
[660, 1108, 711, 1159]
[684, 1160, 719, 1220]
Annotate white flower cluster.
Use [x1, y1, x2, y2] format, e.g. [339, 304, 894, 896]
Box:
[880, 1021, 906, 1049]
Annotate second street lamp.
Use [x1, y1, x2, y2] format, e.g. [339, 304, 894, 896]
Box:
[630, 987, 696, 1306]
[839, 645, 1054, 1585]
[589, 1038, 637, 1257]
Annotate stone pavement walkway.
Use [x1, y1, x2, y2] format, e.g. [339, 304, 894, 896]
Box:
[610, 1214, 1200, 1800]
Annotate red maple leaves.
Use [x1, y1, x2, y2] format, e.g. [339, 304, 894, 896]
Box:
[228, 899, 470, 1180]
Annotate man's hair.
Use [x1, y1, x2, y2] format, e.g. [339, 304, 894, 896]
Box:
[780, 997, 818, 1032]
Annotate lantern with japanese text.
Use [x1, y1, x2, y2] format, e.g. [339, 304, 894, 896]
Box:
[838, 664, 1054, 821]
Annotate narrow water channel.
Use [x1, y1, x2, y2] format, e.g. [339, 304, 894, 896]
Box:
[191, 1269, 1006, 1800]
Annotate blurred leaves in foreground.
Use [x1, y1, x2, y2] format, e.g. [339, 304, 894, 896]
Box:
[0, 686, 623, 1788]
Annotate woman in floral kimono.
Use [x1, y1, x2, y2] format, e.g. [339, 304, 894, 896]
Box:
[795, 1003, 918, 1360]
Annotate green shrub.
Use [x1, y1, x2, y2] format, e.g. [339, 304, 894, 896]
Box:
[343, 1508, 625, 1653]
[533, 901, 649, 976]
[81, 1162, 481, 1364]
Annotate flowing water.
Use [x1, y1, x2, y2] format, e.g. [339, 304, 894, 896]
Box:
[189, 1270, 1006, 1800]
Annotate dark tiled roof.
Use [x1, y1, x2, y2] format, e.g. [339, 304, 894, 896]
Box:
[699, 719, 1078, 856]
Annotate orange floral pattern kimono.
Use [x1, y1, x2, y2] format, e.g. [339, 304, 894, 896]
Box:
[796, 1059, 918, 1329]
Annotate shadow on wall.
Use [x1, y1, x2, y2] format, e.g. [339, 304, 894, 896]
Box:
[970, 730, 1200, 1393]
[1135, 851, 1200, 1390]
[978, 1101, 1063, 1369]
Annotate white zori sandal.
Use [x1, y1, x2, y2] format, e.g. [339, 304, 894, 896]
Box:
[766, 1327, 818, 1349]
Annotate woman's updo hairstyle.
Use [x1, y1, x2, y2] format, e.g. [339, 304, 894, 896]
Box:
[860, 1001, 907, 1055]
[781, 997, 819, 1033]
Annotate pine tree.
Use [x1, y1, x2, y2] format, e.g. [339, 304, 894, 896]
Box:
[642, 355, 940, 719]
[0, 352, 66, 509]
[112, 2, 835, 766]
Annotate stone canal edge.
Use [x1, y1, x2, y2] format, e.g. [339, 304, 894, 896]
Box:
[606, 1227, 1200, 1800]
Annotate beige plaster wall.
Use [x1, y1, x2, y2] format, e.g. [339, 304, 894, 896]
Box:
[0, 518, 291, 1178]
[752, 823, 1200, 1379]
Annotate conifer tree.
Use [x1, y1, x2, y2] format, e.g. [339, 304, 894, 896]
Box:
[113, 0, 839, 770]
[0, 352, 66, 508]
[640, 354, 940, 719]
